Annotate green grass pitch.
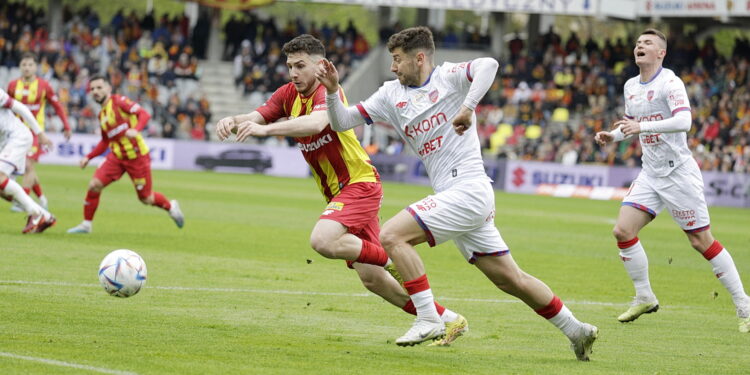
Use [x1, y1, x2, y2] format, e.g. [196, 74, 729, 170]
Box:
[1, 165, 748, 374]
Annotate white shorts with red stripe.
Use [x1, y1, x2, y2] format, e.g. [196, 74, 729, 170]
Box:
[406, 178, 509, 263]
[622, 158, 711, 233]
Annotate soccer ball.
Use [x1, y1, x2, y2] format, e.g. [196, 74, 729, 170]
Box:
[98, 249, 148, 298]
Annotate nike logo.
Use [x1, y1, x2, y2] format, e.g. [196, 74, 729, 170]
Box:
[419, 332, 431, 339]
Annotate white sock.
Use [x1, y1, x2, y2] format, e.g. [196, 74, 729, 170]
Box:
[619, 239, 655, 299]
[410, 289, 441, 321]
[81, 220, 93, 228]
[2, 179, 42, 216]
[709, 249, 749, 308]
[547, 305, 583, 339]
[440, 308, 458, 323]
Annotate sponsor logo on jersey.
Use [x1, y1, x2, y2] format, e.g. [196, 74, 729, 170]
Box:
[395, 101, 408, 109]
[429, 89, 439, 103]
[403, 112, 447, 139]
[107, 123, 131, 138]
[298, 133, 333, 152]
[325, 202, 344, 211]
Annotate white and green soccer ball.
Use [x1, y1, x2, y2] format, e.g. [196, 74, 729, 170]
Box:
[98, 249, 148, 298]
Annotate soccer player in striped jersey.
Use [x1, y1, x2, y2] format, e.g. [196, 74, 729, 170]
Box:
[7, 52, 72, 210]
[216, 35, 467, 342]
[0, 87, 56, 233]
[595, 29, 750, 332]
[318, 27, 597, 359]
[66, 75, 184, 234]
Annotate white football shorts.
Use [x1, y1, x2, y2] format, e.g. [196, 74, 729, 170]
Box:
[622, 158, 710, 232]
[406, 178, 509, 263]
[0, 130, 31, 176]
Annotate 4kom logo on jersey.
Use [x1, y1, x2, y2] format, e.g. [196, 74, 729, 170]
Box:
[404, 112, 448, 139]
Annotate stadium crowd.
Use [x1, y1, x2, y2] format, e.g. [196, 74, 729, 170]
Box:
[0, 2, 213, 140]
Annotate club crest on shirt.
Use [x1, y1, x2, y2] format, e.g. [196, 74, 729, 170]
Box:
[429, 89, 439, 103]
[647, 90, 654, 101]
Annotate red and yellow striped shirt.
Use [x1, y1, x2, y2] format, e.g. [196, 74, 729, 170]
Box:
[7, 77, 71, 131]
[88, 94, 150, 160]
[257, 83, 379, 202]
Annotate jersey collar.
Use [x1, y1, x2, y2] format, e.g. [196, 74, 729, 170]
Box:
[408, 68, 436, 89]
[639, 66, 663, 85]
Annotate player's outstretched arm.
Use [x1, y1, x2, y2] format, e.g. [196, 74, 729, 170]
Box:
[216, 111, 267, 140]
[235, 111, 329, 141]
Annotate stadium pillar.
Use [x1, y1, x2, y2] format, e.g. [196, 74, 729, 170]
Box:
[417, 8, 429, 27]
[527, 13, 540, 50]
[47, 0, 63, 39]
[207, 7, 223, 62]
[490, 12, 506, 59]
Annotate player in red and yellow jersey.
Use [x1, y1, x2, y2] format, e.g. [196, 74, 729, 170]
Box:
[7, 52, 72, 210]
[216, 35, 465, 339]
[66, 74, 184, 234]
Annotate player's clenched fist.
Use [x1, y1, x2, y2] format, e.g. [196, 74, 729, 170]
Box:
[216, 116, 237, 140]
[594, 131, 614, 146]
[452, 106, 474, 136]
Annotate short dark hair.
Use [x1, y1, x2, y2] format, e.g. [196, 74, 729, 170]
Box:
[641, 28, 667, 49]
[387, 26, 435, 55]
[20, 52, 37, 62]
[89, 74, 109, 84]
[282, 34, 326, 57]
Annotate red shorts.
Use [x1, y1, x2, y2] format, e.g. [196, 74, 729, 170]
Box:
[94, 153, 153, 199]
[318, 182, 383, 269]
[26, 133, 45, 162]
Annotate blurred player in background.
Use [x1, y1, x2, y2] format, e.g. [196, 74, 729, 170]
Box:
[595, 29, 750, 332]
[318, 26, 598, 359]
[0, 87, 56, 233]
[7, 52, 72, 211]
[216, 34, 467, 343]
[66, 74, 184, 234]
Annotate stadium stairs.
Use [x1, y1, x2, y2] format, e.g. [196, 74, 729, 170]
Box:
[199, 61, 248, 141]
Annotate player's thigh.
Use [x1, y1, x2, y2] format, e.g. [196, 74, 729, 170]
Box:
[0, 133, 32, 176]
[661, 166, 711, 232]
[453, 221, 509, 264]
[400, 179, 496, 247]
[381, 209, 428, 246]
[124, 156, 153, 199]
[310, 218, 349, 246]
[621, 171, 665, 218]
[93, 156, 126, 187]
[614, 204, 653, 237]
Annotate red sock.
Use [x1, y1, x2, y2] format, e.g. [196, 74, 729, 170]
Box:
[401, 300, 446, 316]
[356, 240, 389, 266]
[32, 183, 43, 197]
[534, 295, 563, 319]
[84, 190, 101, 221]
[404, 274, 430, 295]
[23, 187, 30, 195]
[151, 192, 171, 211]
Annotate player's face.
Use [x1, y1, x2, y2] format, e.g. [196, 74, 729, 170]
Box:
[390, 48, 420, 86]
[20, 58, 37, 79]
[286, 52, 321, 96]
[634, 34, 666, 66]
[89, 79, 111, 104]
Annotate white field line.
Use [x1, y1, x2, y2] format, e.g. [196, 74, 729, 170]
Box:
[1, 279, 628, 307]
[0, 352, 138, 375]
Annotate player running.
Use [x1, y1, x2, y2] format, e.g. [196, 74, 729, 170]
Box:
[215, 34, 467, 344]
[66, 75, 184, 234]
[317, 26, 598, 359]
[0, 88, 56, 233]
[595, 29, 750, 332]
[7, 52, 72, 211]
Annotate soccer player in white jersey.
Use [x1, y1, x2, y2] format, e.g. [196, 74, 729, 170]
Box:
[0, 88, 56, 233]
[595, 29, 750, 332]
[317, 26, 598, 360]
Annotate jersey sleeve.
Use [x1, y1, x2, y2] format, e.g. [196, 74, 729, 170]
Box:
[623, 82, 634, 119]
[256, 85, 289, 123]
[441, 61, 473, 93]
[311, 86, 347, 113]
[115, 95, 143, 114]
[664, 77, 690, 116]
[0, 89, 12, 108]
[357, 85, 391, 125]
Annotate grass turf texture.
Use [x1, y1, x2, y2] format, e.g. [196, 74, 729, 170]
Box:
[1, 165, 748, 374]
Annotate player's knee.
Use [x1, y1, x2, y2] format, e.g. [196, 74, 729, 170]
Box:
[309, 235, 336, 259]
[378, 229, 402, 252]
[612, 225, 634, 242]
[88, 180, 104, 192]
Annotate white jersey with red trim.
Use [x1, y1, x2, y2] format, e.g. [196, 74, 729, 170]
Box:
[623, 67, 692, 177]
[0, 88, 28, 137]
[356, 61, 489, 192]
